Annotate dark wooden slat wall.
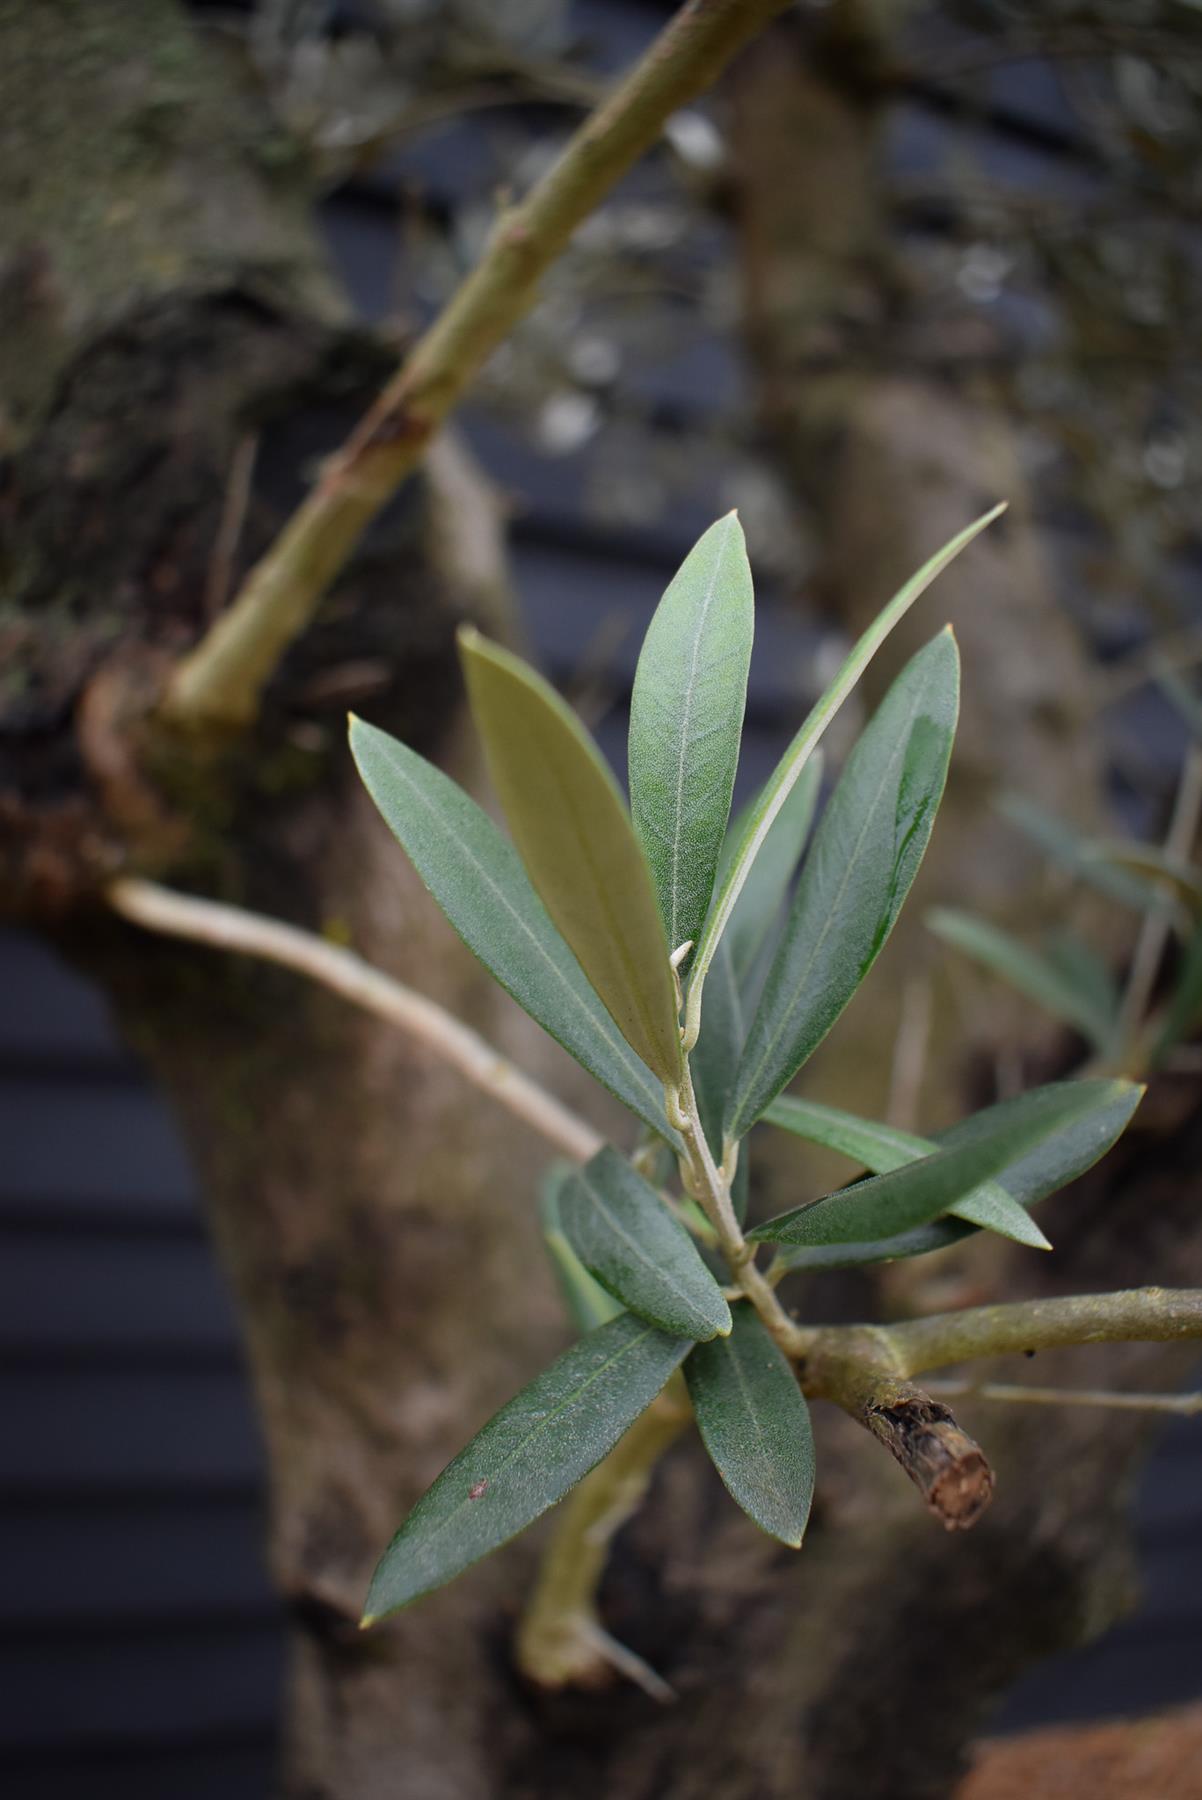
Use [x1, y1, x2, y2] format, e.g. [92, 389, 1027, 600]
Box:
[4, 4, 1200, 1793]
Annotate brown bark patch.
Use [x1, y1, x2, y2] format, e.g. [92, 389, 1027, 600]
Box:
[867, 1395, 996, 1529]
[958, 1704, 1202, 1800]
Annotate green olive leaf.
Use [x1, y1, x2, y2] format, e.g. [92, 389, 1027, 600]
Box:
[629, 512, 754, 962]
[729, 630, 959, 1139]
[350, 717, 674, 1140]
[362, 1313, 690, 1622]
[460, 630, 682, 1082]
[540, 1164, 624, 1335]
[749, 1079, 1141, 1248]
[927, 908, 1119, 1053]
[684, 505, 1004, 1050]
[762, 1095, 1050, 1249]
[561, 1147, 731, 1342]
[685, 1303, 814, 1547]
[771, 1078, 1144, 1273]
[722, 752, 823, 986]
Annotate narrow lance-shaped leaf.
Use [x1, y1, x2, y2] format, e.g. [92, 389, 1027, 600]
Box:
[729, 629, 959, 1139]
[362, 1313, 690, 1622]
[1043, 931, 1122, 1026]
[690, 942, 743, 1150]
[997, 792, 1171, 915]
[749, 1079, 1138, 1248]
[690, 935, 749, 1209]
[1153, 919, 1202, 1065]
[722, 753, 823, 985]
[460, 630, 682, 1083]
[540, 1165, 623, 1335]
[629, 512, 754, 961]
[685, 1304, 814, 1548]
[763, 1095, 1050, 1249]
[927, 908, 1119, 1052]
[771, 1079, 1143, 1272]
[1079, 842, 1200, 919]
[350, 718, 674, 1141]
[684, 504, 1004, 1050]
[561, 1148, 732, 1342]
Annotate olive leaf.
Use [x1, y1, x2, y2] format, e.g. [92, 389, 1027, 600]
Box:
[560, 1148, 731, 1342]
[460, 630, 682, 1082]
[729, 630, 959, 1138]
[750, 1079, 1138, 1248]
[629, 511, 754, 962]
[351, 717, 674, 1139]
[685, 505, 1003, 1049]
[686, 1304, 814, 1547]
[362, 1313, 690, 1621]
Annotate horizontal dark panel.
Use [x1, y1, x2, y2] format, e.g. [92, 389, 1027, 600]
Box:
[1, 1736, 277, 1800]
[0, 1370, 265, 1491]
[0, 1623, 282, 1753]
[997, 1617, 1202, 1733]
[0, 1084, 198, 1216]
[0, 1497, 277, 1629]
[0, 1234, 240, 1355]
[0, 933, 125, 1061]
[1134, 1424, 1202, 1535]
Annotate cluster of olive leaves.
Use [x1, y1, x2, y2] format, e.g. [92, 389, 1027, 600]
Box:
[351, 507, 1140, 1625]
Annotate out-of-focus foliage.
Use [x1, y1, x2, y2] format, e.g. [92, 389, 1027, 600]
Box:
[223, 1, 1202, 623]
[917, 2, 1202, 632]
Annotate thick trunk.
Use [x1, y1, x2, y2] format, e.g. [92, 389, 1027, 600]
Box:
[5, 7, 1199, 1798]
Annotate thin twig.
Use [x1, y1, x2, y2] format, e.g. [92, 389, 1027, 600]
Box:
[886, 973, 932, 1132]
[107, 876, 603, 1164]
[163, 0, 790, 730]
[925, 1380, 1202, 1416]
[1119, 745, 1202, 1045]
[204, 434, 259, 621]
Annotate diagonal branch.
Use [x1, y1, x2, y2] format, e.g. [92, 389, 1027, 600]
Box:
[107, 876, 603, 1164]
[163, 0, 791, 731]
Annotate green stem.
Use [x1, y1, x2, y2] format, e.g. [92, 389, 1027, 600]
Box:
[668, 1060, 807, 1357]
[163, 0, 790, 731]
[515, 1374, 691, 1695]
[881, 1286, 1202, 1377]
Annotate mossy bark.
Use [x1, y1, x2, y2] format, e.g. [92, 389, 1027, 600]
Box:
[4, 6, 1200, 1798]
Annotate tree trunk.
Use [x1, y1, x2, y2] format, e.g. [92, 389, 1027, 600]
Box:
[4, 6, 1199, 1798]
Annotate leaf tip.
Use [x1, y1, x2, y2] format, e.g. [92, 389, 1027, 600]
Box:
[359, 1613, 378, 1631]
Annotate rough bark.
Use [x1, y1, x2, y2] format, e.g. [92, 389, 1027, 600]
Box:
[5, 6, 1200, 1800]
